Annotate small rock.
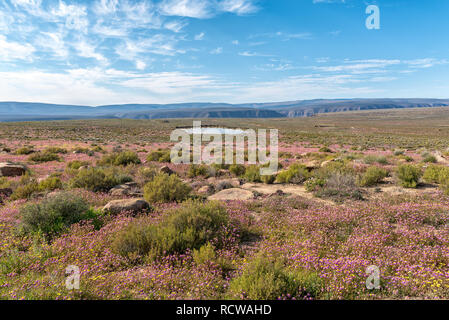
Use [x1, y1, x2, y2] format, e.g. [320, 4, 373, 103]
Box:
[160, 166, 174, 175]
[0, 188, 13, 198]
[198, 185, 214, 194]
[304, 161, 320, 171]
[320, 160, 334, 168]
[208, 188, 254, 201]
[0, 162, 27, 177]
[103, 198, 151, 215]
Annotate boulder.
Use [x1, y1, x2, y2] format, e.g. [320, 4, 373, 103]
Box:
[103, 198, 151, 215]
[160, 166, 174, 175]
[320, 160, 334, 168]
[198, 185, 214, 194]
[0, 188, 13, 198]
[109, 182, 140, 197]
[0, 163, 27, 177]
[208, 188, 254, 201]
[304, 161, 320, 171]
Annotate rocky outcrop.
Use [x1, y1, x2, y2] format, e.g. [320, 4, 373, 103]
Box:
[103, 198, 151, 215]
[208, 188, 254, 201]
[0, 163, 27, 177]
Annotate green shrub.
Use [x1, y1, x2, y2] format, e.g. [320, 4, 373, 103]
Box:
[15, 147, 34, 155]
[29, 152, 60, 163]
[422, 154, 437, 163]
[10, 181, 39, 200]
[138, 167, 158, 184]
[227, 256, 323, 300]
[192, 243, 216, 265]
[244, 165, 261, 183]
[229, 164, 246, 177]
[319, 146, 332, 153]
[112, 200, 228, 261]
[315, 173, 363, 202]
[364, 155, 388, 165]
[261, 174, 276, 184]
[304, 177, 325, 192]
[423, 165, 444, 183]
[359, 166, 388, 187]
[66, 160, 90, 170]
[45, 147, 67, 154]
[38, 177, 63, 192]
[98, 151, 141, 166]
[276, 164, 309, 184]
[188, 164, 210, 178]
[147, 149, 171, 163]
[70, 167, 132, 192]
[17, 192, 91, 239]
[143, 173, 191, 203]
[396, 164, 422, 188]
[312, 161, 354, 181]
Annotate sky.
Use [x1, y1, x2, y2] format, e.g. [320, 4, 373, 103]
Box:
[0, 0, 448, 106]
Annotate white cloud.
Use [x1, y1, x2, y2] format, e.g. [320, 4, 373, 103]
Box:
[136, 60, 147, 70]
[93, 0, 119, 15]
[51, 1, 89, 33]
[77, 41, 108, 64]
[36, 31, 68, 58]
[159, 0, 212, 19]
[0, 35, 35, 61]
[218, 0, 259, 15]
[210, 47, 223, 54]
[194, 32, 205, 40]
[164, 20, 188, 33]
[159, 0, 258, 18]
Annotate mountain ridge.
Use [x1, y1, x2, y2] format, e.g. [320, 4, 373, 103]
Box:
[0, 99, 448, 121]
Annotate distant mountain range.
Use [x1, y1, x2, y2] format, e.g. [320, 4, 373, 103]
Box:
[0, 98, 448, 121]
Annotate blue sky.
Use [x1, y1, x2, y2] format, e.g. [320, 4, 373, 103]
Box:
[0, 0, 448, 105]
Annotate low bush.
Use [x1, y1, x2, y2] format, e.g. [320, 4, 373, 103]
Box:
[304, 177, 326, 192]
[29, 152, 60, 163]
[112, 200, 228, 262]
[261, 174, 276, 184]
[364, 155, 388, 165]
[45, 147, 67, 154]
[143, 173, 191, 203]
[70, 167, 132, 192]
[227, 255, 324, 300]
[276, 164, 309, 184]
[422, 154, 437, 163]
[319, 146, 332, 153]
[15, 147, 34, 155]
[147, 149, 171, 163]
[244, 165, 261, 183]
[98, 151, 141, 166]
[359, 166, 388, 187]
[66, 160, 90, 170]
[315, 173, 363, 202]
[396, 164, 422, 188]
[229, 164, 246, 177]
[188, 164, 210, 178]
[17, 192, 93, 239]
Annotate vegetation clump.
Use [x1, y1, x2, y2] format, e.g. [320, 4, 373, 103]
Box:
[396, 164, 422, 188]
[112, 200, 228, 262]
[17, 192, 98, 239]
[143, 173, 191, 203]
[98, 151, 141, 166]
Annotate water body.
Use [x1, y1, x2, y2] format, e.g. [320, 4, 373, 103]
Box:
[183, 128, 246, 135]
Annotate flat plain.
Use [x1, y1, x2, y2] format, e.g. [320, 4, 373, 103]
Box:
[0, 107, 449, 300]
